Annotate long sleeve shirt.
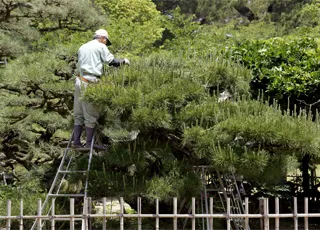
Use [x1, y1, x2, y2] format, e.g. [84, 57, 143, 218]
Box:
[76, 39, 114, 77]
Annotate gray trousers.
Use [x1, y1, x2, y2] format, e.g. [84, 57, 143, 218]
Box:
[74, 77, 100, 128]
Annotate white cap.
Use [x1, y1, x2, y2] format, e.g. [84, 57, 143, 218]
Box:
[94, 29, 112, 45]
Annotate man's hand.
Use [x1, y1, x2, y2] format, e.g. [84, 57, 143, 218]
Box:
[124, 58, 130, 65]
[109, 58, 130, 67]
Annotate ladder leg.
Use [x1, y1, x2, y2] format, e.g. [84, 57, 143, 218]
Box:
[81, 134, 95, 230]
[84, 134, 95, 197]
[30, 131, 98, 230]
[30, 132, 74, 230]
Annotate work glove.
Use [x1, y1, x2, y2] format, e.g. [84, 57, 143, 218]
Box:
[124, 58, 130, 65]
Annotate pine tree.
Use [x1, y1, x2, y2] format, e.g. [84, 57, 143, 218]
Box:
[80, 51, 320, 203]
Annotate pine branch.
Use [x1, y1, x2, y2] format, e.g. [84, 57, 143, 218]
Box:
[167, 133, 193, 160]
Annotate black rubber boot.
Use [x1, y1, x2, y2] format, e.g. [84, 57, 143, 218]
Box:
[85, 127, 106, 150]
[73, 125, 83, 148]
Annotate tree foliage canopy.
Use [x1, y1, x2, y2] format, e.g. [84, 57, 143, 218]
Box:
[1, 0, 320, 224]
[78, 51, 320, 201]
[95, 0, 164, 55]
[0, 0, 104, 57]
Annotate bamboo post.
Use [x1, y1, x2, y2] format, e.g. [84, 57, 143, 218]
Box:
[304, 197, 308, 230]
[51, 199, 55, 230]
[70, 198, 75, 230]
[201, 167, 209, 230]
[19, 200, 23, 230]
[102, 197, 107, 230]
[138, 197, 142, 230]
[264, 198, 269, 230]
[120, 197, 124, 230]
[275, 197, 279, 230]
[259, 198, 264, 230]
[293, 197, 298, 230]
[83, 197, 88, 230]
[192, 198, 196, 230]
[88, 197, 92, 230]
[245, 197, 249, 230]
[6, 200, 11, 230]
[209, 197, 213, 230]
[200, 191, 205, 230]
[227, 198, 231, 230]
[155, 199, 159, 230]
[173, 197, 177, 230]
[37, 199, 42, 230]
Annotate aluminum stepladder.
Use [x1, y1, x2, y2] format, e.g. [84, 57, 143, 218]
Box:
[210, 170, 249, 230]
[214, 171, 248, 230]
[184, 166, 249, 230]
[30, 129, 97, 230]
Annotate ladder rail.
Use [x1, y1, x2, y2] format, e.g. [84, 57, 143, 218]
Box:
[197, 168, 249, 230]
[84, 135, 95, 198]
[224, 174, 242, 230]
[53, 154, 74, 196]
[232, 174, 246, 214]
[225, 173, 247, 230]
[39, 153, 75, 230]
[30, 132, 74, 230]
[81, 136, 95, 230]
[212, 176, 226, 212]
[30, 131, 97, 230]
[185, 167, 249, 230]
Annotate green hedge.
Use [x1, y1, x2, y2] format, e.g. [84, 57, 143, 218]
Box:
[230, 37, 320, 99]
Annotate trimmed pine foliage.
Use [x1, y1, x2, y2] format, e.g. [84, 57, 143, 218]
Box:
[78, 51, 320, 201]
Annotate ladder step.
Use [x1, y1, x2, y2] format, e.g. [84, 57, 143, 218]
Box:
[49, 194, 85, 197]
[59, 141, 69, 147]
[59, 141, 91, 152]
[72, 147, 91, 152]
[59, 170, 87, 174]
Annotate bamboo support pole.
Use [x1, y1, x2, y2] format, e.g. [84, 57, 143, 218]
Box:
[227, 198, 231, 230]
[245, 197, 249, 230]
[209, 197, 213, 230]
[155, 199, 159, 230]
[103, 197, 107, 230]
[70, 198, 75, 230]
[294, 197, 298, 230]
[51, 199, 55, 230]
[275, 197, 279, 230]
[6, 200, 11, 230]
[138, 197, 142, 230]
[264, 198, 269, 230]
[304, 197, 308, 230]
[37, 199, 42, 230]
[120, 197, 124, 230]
[19, 200, 23, 230]
[192, 198, 196, 230]
[173, 197, 177, 230]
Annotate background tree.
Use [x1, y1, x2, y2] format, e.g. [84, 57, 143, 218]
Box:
[0, 0, 104, 57]
[0, 0, 106, 197]
[95, 0, 164, 56]
[70, 51, 320, 228]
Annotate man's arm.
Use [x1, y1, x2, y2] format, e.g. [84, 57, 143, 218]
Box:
[101, 45, 129, 67]
[109, 58, 129, 67]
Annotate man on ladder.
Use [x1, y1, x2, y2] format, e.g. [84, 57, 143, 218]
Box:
[73, 29, 130, 150]
[30, 29, 130, 230]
